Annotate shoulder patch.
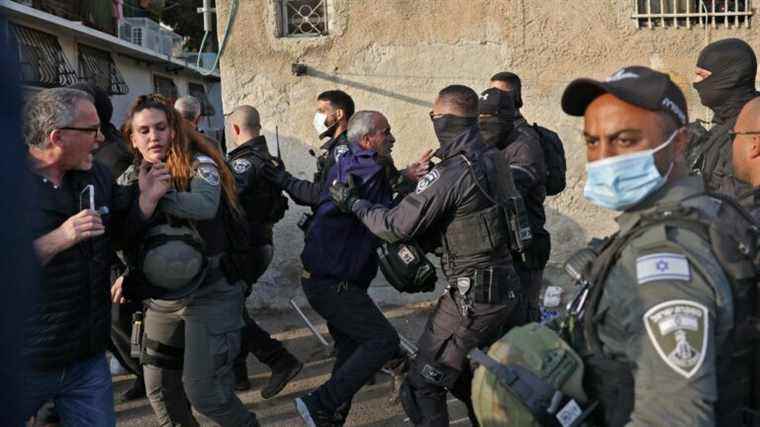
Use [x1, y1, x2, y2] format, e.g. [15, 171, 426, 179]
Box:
[334, 144, 349, 162]
[636, 253, 690, 284]
[231, 158, 252, 174]
[196, 163, 220, 186]
[194, 154, 215, 164]
[416, 169, 440, 194]
[644, 300, 708, 378]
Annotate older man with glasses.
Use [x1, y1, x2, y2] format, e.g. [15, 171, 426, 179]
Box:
[22, 87, 169, 426]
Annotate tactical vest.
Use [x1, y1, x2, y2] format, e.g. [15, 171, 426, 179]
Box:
[570, 193, 759, 426]
[230, 146, 288, 224]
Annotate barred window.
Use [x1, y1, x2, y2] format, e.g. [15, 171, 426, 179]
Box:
[187, 82, 216, 116]
[78, 44, 129, 95]
[9, 24, 78, 88]
[634, 0, 752, 28]
[153, 75, 178, 103]
[277, 0, 328, 37]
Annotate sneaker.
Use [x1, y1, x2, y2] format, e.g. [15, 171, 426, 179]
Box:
[294, 392, 339, 427]
[261, 352, 303, 399]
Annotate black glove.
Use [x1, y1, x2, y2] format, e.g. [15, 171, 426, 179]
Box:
[330, 174, 360, 213]
[260, 157, 291, 188]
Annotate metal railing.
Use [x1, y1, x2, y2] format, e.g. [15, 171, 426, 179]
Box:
[78, 44, 130, 95]
[9, 23, 79, 88]
[633, 0, 753, 28]
[279, 0, 328, 37]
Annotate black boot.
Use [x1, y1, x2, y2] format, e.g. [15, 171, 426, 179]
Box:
[261, 352, 303, 399]
[234, 361, 251, 391]
[120, 375, 146, 401]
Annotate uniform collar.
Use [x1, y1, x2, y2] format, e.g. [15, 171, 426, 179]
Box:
[615, 176, 705, 235]
[320, 131, 348, 151]
[228, 135, 266, 158]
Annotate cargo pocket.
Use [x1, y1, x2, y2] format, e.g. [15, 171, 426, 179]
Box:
[207, 319, 242, 379]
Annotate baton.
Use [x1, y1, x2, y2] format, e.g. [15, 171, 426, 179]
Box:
[275, 125, 281, 160]
[370, 300, 418, 357]
[289, 297, 330, 348]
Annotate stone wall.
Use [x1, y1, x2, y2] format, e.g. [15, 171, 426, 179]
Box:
[216, 0, 760, 309]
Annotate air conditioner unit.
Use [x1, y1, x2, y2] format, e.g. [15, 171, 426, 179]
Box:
[117, 21, 133, 43]
[159, 28, 183, 57]
[124, 18, 162, 53]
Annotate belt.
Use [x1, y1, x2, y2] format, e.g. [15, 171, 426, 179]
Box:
[205, 254, 225, 284]
[448, 267, 519, 304]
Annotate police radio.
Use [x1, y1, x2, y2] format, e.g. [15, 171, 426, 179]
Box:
[505, 196, 533, 262]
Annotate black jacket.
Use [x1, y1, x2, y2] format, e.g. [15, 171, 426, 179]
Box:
[27, 162, 146, 370]
[282, 132, 349, 208]
[503, 116, 550, 269]
[228, 136, 288, 246]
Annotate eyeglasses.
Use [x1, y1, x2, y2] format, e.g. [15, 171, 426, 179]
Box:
[729, 130, 760, 139]
[58, 126, 102, 138]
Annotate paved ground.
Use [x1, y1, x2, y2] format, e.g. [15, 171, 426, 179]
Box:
[113, 302, 473, 426]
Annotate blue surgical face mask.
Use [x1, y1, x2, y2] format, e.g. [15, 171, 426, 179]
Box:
[583, 130, 678, 211]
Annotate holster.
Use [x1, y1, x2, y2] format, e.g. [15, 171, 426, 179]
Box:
[451, 267, 520, 305]
[130, 311, 144, 359]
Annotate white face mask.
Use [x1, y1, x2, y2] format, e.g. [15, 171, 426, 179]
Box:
[313, 112, 329, 136]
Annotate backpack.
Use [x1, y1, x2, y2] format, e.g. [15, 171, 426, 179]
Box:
[532, 124, 567, 196]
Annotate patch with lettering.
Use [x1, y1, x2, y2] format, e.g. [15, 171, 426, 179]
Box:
[196, 164, 220, 186]
[334, 145, 349, 162]
[231, 158, 252, 174]
[415, 169, 440, 194]
[643, 300, 708, 378]
[636, 253, 690, 284]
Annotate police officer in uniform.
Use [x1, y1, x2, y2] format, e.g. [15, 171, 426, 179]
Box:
[558, 66, 755, 426]
[226, 104, 303, 395]
[114, 95, 258, 426]
[262, 90, 355, 210]
[331, 85, 527, 426]
[479, 86, 549, 320]
[687, 38, 760, 197]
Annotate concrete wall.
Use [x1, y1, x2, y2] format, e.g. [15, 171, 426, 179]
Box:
[215, 0, 760, 309]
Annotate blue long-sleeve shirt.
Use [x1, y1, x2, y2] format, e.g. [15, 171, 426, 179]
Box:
[301, 142, 393, 285]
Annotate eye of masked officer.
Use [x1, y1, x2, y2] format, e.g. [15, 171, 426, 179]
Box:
[478, 87, 517, 149]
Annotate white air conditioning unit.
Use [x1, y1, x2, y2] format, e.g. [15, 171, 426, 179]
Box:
[124, 18, 162, 53]
[117, 21, 133, 43]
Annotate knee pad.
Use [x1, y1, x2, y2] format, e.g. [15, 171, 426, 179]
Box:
[141, 336, 183, 370]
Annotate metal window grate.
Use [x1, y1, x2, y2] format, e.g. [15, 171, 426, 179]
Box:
[279, 0, 328, 37]
[9, 23, 78, 88]
[188, 82, 216, 116]
[78, 44, 129, 95]
[633, 0, 753, 28]
[154, 75, 178, 102]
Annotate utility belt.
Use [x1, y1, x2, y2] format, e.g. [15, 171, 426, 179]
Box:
[448, 267, 520, 316]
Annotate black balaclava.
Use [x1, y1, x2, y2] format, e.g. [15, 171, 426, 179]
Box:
[478, 88, 517, 149]
[694, 38, 759, 122]
[432, 115, 478, 150]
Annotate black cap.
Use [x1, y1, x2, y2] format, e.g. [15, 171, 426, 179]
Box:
[479, 87, 516, 115]
[561, 66, 688, 126]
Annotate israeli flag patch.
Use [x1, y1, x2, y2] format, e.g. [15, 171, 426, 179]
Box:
[636, 253, 690, 284]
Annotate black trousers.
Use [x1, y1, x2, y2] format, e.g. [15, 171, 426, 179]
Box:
[236, 309, 286, 366]
[404, 289, 528, 427]
[302, 276, 400, 413]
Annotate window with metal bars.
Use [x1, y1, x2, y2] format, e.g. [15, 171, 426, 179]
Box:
[277, 0, 328, 37]
[78, 44, 129, 95]
[187, 82, 216, 116]
[634, 0, 752, 28]
[8, 24, 78, 88]
[154, 75, 178, 103]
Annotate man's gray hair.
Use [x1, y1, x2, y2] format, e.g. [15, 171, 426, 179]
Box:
[174, 95, 202, 121]
[347, 111, 382, 144]
[23, 88, 94, 148]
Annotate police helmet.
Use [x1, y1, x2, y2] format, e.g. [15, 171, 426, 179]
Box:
[141, 223, 206, 300]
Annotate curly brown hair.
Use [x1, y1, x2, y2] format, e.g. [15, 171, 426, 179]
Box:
[122, 94, 241, 217]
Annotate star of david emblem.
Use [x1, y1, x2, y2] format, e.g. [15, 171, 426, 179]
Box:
[655, 260, 669, 272]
